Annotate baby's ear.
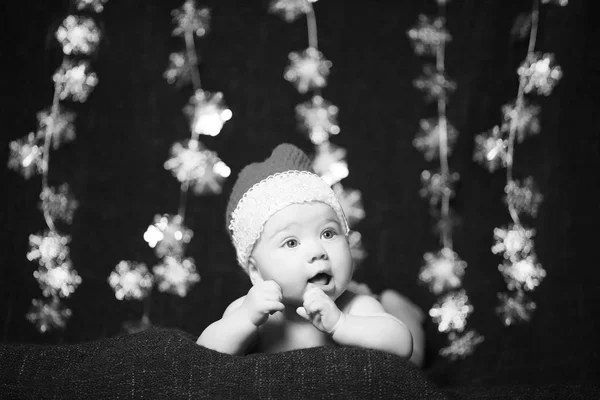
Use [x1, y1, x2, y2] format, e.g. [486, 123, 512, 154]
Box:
[247, 257, 263, 285]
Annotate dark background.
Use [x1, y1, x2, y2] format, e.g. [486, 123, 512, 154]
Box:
[1, 0, 598, 389]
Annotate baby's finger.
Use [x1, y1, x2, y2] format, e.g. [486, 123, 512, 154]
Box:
[296, 307, 310, 321]
[267, 301, 285, 314]
[263, 290, 282, 302]
[304, 283, 324, 297]
[263, 280, 282, 292]
[303, 298, 325, 315]
[304, 286, 327, 303]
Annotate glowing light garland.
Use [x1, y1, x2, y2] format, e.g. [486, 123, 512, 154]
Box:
[408, 0, 483, 360]
[7, 0, 108, 333]
[185, 91, 233, 137]
[53, 60, 98, 102]
[26, 298, 72, 334]
[413, 117, 458, 162]
[153, 256, 201, 297]
[143, 214, 193, 258]
[268, 0, 311, 22]
[473, 0, 565, 326]
[37, 106, 76, 149]
[269, 0, 367, 265]
[74, 0, 109, 13]
[110, 0, 230, 332]
[295, 95, 340, 145]
[39, 184, 79, 224]
[108, 261, 154, 301]
[55, 15, 101, 55]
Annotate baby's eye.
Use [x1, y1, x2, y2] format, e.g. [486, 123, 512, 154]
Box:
[283, 239, 298, 248]
[321, 229, 337, 240]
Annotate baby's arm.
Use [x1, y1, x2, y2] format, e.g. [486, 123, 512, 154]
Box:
[197, 280, 284, 355]
[298, 288, 412, 358]
[333, 294, 413, 358]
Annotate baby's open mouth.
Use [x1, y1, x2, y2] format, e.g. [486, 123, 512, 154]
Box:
[308, 272, 332, 286]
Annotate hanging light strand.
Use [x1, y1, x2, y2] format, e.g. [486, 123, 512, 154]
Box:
[473, 0, 565, 326]
[409, 0, 484, 360]
[269, 0, 367, 265]
[110, 1, 231, 333]
[9, 0, 108, 333]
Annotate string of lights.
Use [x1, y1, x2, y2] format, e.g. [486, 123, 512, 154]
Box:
[473, 0, 565, 326]
[108, 0, 232, 333]
[408, 0, 484, 360]
[268, 0, 367, 264]
[7, 0, 108, 334]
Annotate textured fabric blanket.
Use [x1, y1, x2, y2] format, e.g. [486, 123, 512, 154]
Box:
[0, 328, 445, 399]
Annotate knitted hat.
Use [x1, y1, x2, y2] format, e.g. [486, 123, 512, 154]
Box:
[227, 143, 349, 269]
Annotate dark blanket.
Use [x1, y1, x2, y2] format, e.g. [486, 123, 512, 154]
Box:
[0, 328, 445, 399]
[1, 328, 597, 399]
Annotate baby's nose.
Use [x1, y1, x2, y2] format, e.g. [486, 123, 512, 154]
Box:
[307, 240, 328, 263]
[309, 252, 328, 263]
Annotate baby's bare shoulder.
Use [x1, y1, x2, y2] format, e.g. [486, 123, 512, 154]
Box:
[223, 296, 246, 317]
[340, 291, 386, 316]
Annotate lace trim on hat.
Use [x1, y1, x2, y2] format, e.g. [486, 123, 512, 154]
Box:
[229, 170, 349, 268]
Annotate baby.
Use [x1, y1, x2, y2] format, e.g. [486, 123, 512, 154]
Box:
[197, 143, 414, 360]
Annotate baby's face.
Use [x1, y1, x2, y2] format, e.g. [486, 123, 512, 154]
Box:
[249, 201, 353, 305]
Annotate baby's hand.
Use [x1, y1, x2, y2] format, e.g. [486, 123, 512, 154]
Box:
[241, 280, 284, 326]
[297, 286, 343, 334]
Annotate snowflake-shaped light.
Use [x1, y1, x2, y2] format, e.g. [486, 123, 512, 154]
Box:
[419, 169, 459, 207]
[164, 140, 230, 195]
[473, 125, 509, 172]
[496, 291, 537, 326]
[37, 106, 76, 150]
[414, 65, 456, 102]
[348, 230, 367, 266]
[268, 0, 311, 22]
[7, 132, 44, 179]
[296, 95, 340, 145]
[26, 298, 72, 333]
[499, 255, 546, 291]
[53, 60, 98, 102]
[153, 256, 200, 297]
[55, 15, 101, 56]
[419, 247, 466, 295]
[164, 51, 192, 87]
[332, 183, 365, 228]
[440, 330, 485, 361]
[413, 118, 458, 161]
[407, 15, 451, 57]
[492, 224, 535, 261]
[185, 90, 233, 137]
[33, 262, 82, 298]
[541, 0, 568, 6]
[284, 47, 332, 94]
[171, 0, 211, 37]
[312, 142, 349, 186]
[27, 230, 70, 268]
[108, 261, 154, 301]
[429, 290, 473, 333]
[504, 177, 544, 218]
[74, 0, 109, 13]
[502, 101, 541, 143]
[39, 184, 79, 225]
[143, 214, 193, 258]
[518, 53, 562, 96]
